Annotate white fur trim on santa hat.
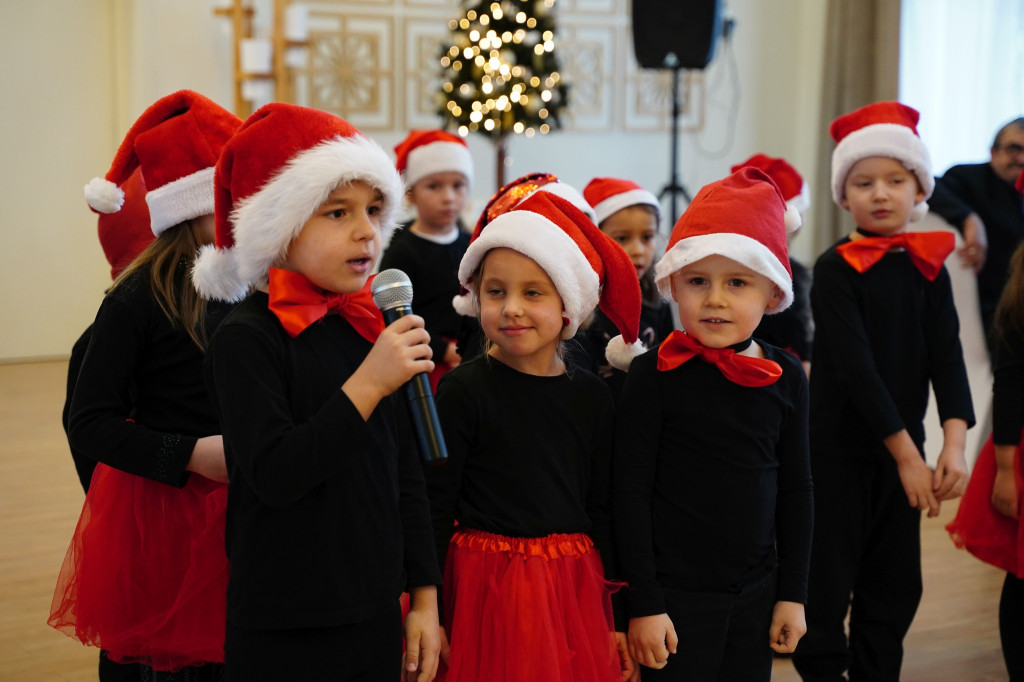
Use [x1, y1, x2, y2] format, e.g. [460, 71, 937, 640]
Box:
[592, 188, 660, 225]
[605, 335, 646, 371]
[831, 122, 934, 218]
[194, 134, 403, 300]
[529, 182, 597, 223]
[146, 166, 215, 237]
[654, 232, 794, 313]
[404, 140, 473, 189]
[457, 211, 600, 339]
[85, 177, 125, 214]
[787, 181, 811, 218]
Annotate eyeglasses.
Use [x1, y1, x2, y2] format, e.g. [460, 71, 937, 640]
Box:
[995, 143, 1024, 156]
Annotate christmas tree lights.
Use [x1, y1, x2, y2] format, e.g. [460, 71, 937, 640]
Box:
[438, 0, 569, 141]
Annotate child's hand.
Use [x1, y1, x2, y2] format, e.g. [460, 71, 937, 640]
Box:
[769, 601, 806, 654]
[627, 614, 677, 670]
[933, 444, 968, 501]
[186, 435, 228, 483]
[403, 586, 441, 682]
[438, 626, 451, 667]
[992, 468, 1020, 519]
[443, 341, 461, 368]
[896, 455, 941, 517]
[614, 631, 639, 681]
[886, 431, 940, 517]
[343, 314, 434, 419]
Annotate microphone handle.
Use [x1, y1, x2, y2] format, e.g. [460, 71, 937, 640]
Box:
[381, 304, 448, 465]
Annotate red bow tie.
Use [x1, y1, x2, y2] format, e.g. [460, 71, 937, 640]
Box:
[267, 268, 385, 342]
[657, 330, 782, 387]
[836, 231, 955, 281]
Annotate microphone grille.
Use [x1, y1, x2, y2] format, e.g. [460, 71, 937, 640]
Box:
[372, 268, 414, 309]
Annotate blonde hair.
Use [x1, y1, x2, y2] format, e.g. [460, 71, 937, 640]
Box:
[109, 219, 214, 350]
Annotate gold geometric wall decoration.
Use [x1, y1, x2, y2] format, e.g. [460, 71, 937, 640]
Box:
[283, 0, 691, 133]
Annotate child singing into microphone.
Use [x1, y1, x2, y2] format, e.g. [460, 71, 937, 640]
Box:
[427, 191, 645, 681]
[195, 103, 441, 682]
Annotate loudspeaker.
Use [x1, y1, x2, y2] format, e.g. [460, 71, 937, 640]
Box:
[632, 0, 724, 70]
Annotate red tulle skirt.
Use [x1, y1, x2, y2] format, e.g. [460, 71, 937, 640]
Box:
[49, 463, 229, 670]
[947, 431, 1024, 578]
[437, 528, 622, 682]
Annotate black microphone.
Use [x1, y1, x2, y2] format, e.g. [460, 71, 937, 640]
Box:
[371, 269, 448, 466]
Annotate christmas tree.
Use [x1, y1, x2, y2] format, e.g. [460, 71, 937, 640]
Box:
[438, 0, 569, 184]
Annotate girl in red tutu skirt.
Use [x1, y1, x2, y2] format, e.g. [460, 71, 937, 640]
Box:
[948, 176, 1024, 680]
[49, 91, 241, 680]
[427, 187, 646, 681]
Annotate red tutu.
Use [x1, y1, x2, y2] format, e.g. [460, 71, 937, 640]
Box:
[49, 463, 228, 670]
[947, 431, 1024, 578]
[438, 528, 622, 682]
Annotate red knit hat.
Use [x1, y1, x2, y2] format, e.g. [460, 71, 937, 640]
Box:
[655, 168, 794, 313]
[830, 101, 933, 222]
[583, 177, 660, 225]
[93, 167, 154, 279]
[457, 191, 644, 368]
[192, 103, 404, 302]
[84, 90, 241, 237]
[394, 130, 473, 188]
[730, 154, 810, 222]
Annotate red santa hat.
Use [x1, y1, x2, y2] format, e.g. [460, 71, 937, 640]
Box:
[583, 177, 660, 225]
[94, 167, 154, 279]
[830, 101, 933, 222]
[84, 90, 241, 237]
[192, 103, 404, 302]
[452, 172, 595, 317]
[655, 167, 794, 313]
[730, 154, 810, 222]
[394, 130, 474, 189]
[457, 191, 644, 368]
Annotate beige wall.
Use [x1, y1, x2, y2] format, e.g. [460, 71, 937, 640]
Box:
[0, 0, 828, 361]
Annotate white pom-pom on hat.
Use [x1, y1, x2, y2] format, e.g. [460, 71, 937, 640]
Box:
[84, 177, 125, 214]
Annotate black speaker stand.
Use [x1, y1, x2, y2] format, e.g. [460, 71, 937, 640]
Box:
[658, 66, 692, 228]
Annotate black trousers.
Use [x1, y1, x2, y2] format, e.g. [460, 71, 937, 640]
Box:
[224, 603, 402, 682]
[1001, 572, 1024, 681]
[792, 453, 922, 682]
[639, 568, 777, 682]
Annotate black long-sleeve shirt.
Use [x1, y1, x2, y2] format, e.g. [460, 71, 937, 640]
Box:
[573, 299, 676, 401]
[613, 344, 813, 618]
[929, 163, 1024, 330]
[204, 292, 441, 630]
[427, 355, 617, 620]
[809, 241, 976, 458]
[68, 264, 229, 487]
[380, 224, 470, 361]
[993, 326, 1024, 446]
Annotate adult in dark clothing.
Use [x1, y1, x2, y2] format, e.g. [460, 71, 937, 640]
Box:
[929, 117, 1024, 353]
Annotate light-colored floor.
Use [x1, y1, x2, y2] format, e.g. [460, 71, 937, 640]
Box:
[0, 356, 1010, 680]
